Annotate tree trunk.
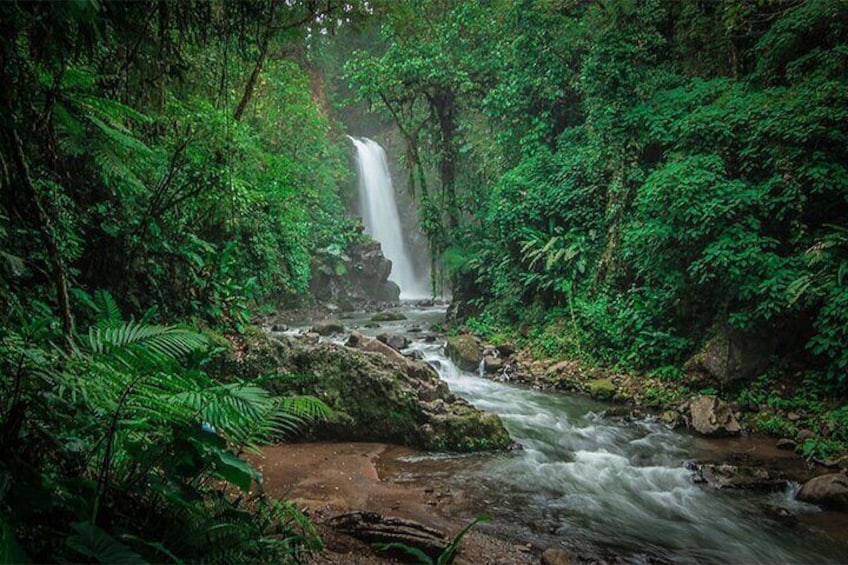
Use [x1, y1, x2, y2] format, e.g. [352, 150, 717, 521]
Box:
[434, 88, 459, 230]
[234, 4, 275, 122]
[2, 123, 74, 341]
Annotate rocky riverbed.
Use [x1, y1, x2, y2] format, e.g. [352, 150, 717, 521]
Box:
[230, 304, 848, 563]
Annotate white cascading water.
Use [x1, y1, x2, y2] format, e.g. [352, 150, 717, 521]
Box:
[349, 136, 429, 299]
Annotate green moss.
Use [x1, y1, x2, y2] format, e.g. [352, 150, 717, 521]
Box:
[588, 378, 616, 400]
[445, 335, 481, 372]
[371, 311, 408, 322]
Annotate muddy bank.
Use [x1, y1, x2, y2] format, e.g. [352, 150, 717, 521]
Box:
[253, 443, 537, 564]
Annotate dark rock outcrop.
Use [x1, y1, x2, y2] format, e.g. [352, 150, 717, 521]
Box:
[685, 326, 775, 386]
[310, 239, 400, 309]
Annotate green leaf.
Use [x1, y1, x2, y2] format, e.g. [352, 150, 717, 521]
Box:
[1, 514, 29, 564]
[66, 522, 146, 564]
[211, 450, 260, 492]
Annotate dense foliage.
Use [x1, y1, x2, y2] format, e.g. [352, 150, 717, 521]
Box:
[0, 1, 362, 561]
[345, 0, 848, 386]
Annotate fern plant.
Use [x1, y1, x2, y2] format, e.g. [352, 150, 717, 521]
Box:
[1, 291, 329, 563]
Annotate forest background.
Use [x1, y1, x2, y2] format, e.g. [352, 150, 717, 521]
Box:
[1, 0, 846, 562]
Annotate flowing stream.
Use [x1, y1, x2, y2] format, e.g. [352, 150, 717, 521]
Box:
[348, 136, 429, 299]
[320, 307, 847, 564]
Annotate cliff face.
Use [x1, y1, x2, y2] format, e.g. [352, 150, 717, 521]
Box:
[310, 239, 401, 310]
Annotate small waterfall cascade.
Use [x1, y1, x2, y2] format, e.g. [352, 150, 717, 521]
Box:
[349, 136, 429, 299]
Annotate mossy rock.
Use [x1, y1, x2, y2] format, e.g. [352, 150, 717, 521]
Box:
[221, 329, 511, 452]
[445, 335, 481, 372]
[371, 311, 408, 322]
[588, 378, 616, 400]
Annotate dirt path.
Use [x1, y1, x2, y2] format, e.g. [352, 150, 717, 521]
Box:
[254, 443, 538, 564]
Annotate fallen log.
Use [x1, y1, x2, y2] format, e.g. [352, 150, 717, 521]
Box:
[326, 511, 449, 559]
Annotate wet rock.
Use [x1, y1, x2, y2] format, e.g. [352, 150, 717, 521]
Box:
[496, 342, 517, 357]
[796, 429, 816, 443]
[764, 505, 797, 525]
[310, 239, 400, 307]
[685, 326, 775, 386]
[483, 355, 504, 374]
[797, 473, 848, 511]
[692, 463, 786, 491]
[445, 334, 482, 372]
[364, 322, 380, 329]
[776, 438, 796, 450]
[541, 547, 571, 565]
[405, 350, 425, 361]
[377, 332, 410, 351]
[303, 332, 321, 345]
[416, 298, 435, 307]
[423, 334, 438, 343]
[819, 455, 848, 470]
[371, 311, 408, 322]
[587, 378, 616, 400]
[271, 323, 288, 332]
[688, 395, 741, 437]
[660, 410, 680, 427]
[311, 319, 345, 336]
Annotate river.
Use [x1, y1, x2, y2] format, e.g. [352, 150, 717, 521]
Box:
[310, 304, 847, 563]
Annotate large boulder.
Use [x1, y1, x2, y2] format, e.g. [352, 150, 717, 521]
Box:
[377, 332, 410, 351]
[371, 311, 407, 322]
[310, 238, 400, 309]
[311, 319, 345, 336]
[444, 335, 482, 372]
[685, 326, 775, 386]
[688, 395, 741, 437]
[221, 330, 511, 452]
[797, 473, 848, 511]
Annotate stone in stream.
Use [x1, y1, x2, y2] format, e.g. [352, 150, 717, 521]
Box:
[689, 463, 787, 491]
[483, 355, 504, 374]
[687, 395, 741, 437]
[311, 319, 345, 336]
[371, 311, 408, 322]
[797, 473, 848, 511]
[445, 334, 482, 372]
[377, 332, 410, 351]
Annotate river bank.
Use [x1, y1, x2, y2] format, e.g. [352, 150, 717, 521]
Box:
[248, 303, 848, 563]
[253, 443, 535, 564]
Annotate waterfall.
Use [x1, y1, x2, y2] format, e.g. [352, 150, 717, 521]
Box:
[349, 136, 429, 299]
